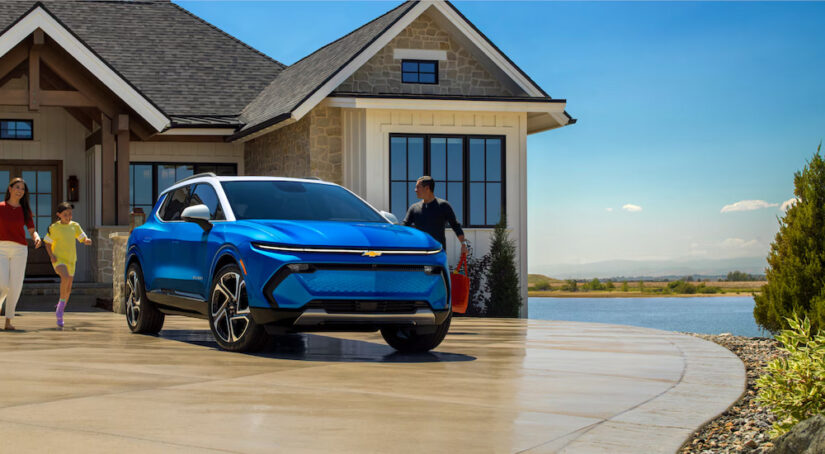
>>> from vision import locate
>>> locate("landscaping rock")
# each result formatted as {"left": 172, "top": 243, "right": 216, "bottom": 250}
{"left": 766, "top": 414, "right": 825, "bottom": 454}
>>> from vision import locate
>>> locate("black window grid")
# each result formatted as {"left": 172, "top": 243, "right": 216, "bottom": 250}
{"left": 401, "top": 59, "right": 439, "bottom": 85}
{"left": 0, "top": 120, "right": 33, "bottom": 140}
{"left": 389, "top": 133, "right": 505, "bottom": 228}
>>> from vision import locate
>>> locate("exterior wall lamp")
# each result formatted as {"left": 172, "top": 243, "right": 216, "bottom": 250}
{"left": 67, "top": 175, "right": 79, "bottom": 202}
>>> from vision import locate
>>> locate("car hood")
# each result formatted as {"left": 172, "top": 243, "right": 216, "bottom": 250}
{"left": 237, "top": 220, "right": 441, "bottom": 250}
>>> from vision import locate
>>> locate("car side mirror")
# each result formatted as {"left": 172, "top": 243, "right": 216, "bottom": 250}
{"left": 181, "top": 204, "right": 212, "bottom": 232}
{"left": 381, "top": 211, "right": 400, "bottom": 225}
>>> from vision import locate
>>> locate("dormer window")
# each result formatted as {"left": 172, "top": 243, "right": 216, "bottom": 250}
{"left": 401, "top": 60, "right": 438, "bottom": 84}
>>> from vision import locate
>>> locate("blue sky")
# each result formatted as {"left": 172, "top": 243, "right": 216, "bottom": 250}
{"left": 176, "top": 1, "right": 825, "bottom": 270}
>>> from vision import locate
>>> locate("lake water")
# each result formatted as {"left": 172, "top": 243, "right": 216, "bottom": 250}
{"left": 528, "top": 296, "right": 770, "bottom": 337}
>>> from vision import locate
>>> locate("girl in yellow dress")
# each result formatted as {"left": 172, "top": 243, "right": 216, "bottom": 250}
{"left": 43, "top": 202, "right": 92, "bottom": 328}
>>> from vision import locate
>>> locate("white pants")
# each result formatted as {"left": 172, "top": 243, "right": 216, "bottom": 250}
{"left": 0, "top": 241, "right": 27, "bottom": 319}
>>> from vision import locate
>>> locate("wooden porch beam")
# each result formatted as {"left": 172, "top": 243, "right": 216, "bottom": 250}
{"left": 0, "top": 44, "right": 28, "bottom": 82}
{"left": 0, "top": 89, "right": 95, "bottom": 107}
{"left": 100, "top": 114, "right": 116, "bottom": 225}
{"left": 28, "top": 30, "right": 43, "bottom": 110}
{"left": 65, "top": 107, "right": 94, "bottom": 132}
{"left": 40, "top": 45, "right": 118, "bottom": 118}
{"left": 115, "top": 114, "right": 130, "bottom": 224}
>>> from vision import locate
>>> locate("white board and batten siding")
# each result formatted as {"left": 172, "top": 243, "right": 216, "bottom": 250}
{"left": 342, "top": 108, "right": 529, "bottom": 316}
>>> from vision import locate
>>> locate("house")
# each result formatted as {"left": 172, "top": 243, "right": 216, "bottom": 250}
{"left": 0, "top": 0, "right": 574, "bottom": 315}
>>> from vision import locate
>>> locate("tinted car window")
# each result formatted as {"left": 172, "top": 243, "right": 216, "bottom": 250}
{"left": 159, "top": 185, "right": 191, "bottom": 221}
{"left": 189, "top": 183, "right": 225, "bottom": 220}
{"left": 221, "top": 181, "right": 386, "bottom": 222}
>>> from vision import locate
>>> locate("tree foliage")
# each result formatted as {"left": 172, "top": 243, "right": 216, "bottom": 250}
{"left": 754, "top": 147, "right": 825, "bottom": 333}
{"left": 484, "top": 216, "right": 522, "bottom": 317}
{"left": 726, "top": 270, "right": 761, "bottom": 281}
{"left": 465, "top": 243, "right": 491, "bottom": 316}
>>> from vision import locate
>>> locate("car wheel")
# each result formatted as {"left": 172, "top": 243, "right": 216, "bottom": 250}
{"left": 125, "top": 263, "right": 165, "bottom": 334}
{"left": 381, "top": 312, "right": 451, "bottom": 353}
{"left": 208, "top": 264, "right": 269, "bottom": 352}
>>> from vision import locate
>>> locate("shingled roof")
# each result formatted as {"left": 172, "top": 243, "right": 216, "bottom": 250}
{"left": 0, "top": 0, "right": 284, "bottom": 119}
{"left": 237, "top": 1, "right": 417, "bottom": 137}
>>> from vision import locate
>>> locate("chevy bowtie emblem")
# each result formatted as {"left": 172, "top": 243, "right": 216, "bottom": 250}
{"left": 362, "top": 250, "right": 383, "bottom": 257}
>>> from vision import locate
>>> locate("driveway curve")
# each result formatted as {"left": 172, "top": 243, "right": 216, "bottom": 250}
{"left": 0, "top": 313, "right": 744, "bottom": 453}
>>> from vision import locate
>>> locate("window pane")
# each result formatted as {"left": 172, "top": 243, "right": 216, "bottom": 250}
{"left": 36, "top": 171, "right": 50, "bottom": 193}
{"left": 22, "top": 171, "right": 36, "bottom": 191}
{"left": 448, "top": 182, "right": 463, "bottom": 225}
{"left": 391, "top": 182, "right": 407, "bottom": 221}
{"left": 407, "top": 137, "right": 424, "bottom": 179}
{"left": 409, "top": 182, "right": 417, "bottom": 209}
{"left": 419, "top": 62, "right": 436, "bottom": 73}
{"left": 470, "top": 182, "right": 485, "bottom": 226}
{"left": 37, "top": 218, "right": 49, "bottom": 238}
{"left": 402, "top": 73, "right": 419, "bottom": 83}
{"left": 37, "top": 195, "right": 51, "bottom": 216}
{"left": 486, "top": 139, "right": 502, "bottom": 181}
{"left": 190, "top": 184, "right": 223, "bottom": 220}
{"left": 486, "top": 183, "right": 501, "bottom": 226}
{"left": 157, "top": 165, "right": 177, "bottom": 193}
{"left": 390, "top": 137, "right": 406, "bottom": 180}
{"left": 433, "top": 180, "right": 445, "bottom": 200}
{"left": 132, "top": 165, "right": 152, "bottom": 205}
{"left": 17, "top": 121, "right": 32, "bottom": 139}
{"left": 175, "top": 165, "right": 193, "bottom": 181}
{"left": 0, "top": 122, "right": 8, "bottom": 137}
{"left": 0, "top": 171, "right": 9, "bottom": 187}
{"left": 419, "top": 73, "right": 436, "bottom": 83}
{"left": 215, "top": 165, "right": 236, "bottom": 176}
{"left": 195, "top": 165, "right": 216, "bottom": 175}
{"left": 402, "top": 61, "right": 418, "bottom": 72}
{"left": 162, "top": 186, "right": 190, "bottom": 221}
{"left": 430, "top": 138, "right": 446, "bottom": 181}
{"left": 447, "top": 138, "right": 463, "bottom": 180}
{"left": 469, "top": 139, "right": 484, "bottom": 181}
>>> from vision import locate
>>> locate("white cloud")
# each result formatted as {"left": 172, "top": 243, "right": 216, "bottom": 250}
{"left": 720, "top": 200, "right": 778, "bottom": 213}
{"left": 606, "top": 208, "right": 613, "bottom": 212}
{"left": 721, "top": 238, "right": 760, "bottom": 249}
{"left": 622, "top": 204, "right": 642, "bottom": 212}
{"left": 781, "top": 197, "right": 799, "bottom": 212}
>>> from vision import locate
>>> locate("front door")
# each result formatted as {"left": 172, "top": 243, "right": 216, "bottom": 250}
{"left": 0, "top": 162, "right": 61, "bottom": 277}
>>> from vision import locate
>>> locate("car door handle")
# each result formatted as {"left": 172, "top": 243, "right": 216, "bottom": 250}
{"left": 142, "top": 238, "right": 151, "bottom": 243}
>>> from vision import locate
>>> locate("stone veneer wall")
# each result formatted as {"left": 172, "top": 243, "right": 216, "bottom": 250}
{"left": 89, "top": 226, "right": 129, "bottom": 284}
{"left": 334, "top": 12, "right": 514, "bottom": 97}
{"left": 244, "top": 105, "right": 342, "bottom": 184}
{"left": 111, "top": 233, "right": 129, "bottom": 314}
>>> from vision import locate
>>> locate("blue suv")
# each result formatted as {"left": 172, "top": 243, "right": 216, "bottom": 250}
{"left": 125, "top": 174, "right": 451, "bottom": 352}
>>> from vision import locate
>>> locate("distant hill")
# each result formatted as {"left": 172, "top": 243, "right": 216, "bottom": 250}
{"left": 532, "top": 256, "right": 768, "bottom": 280}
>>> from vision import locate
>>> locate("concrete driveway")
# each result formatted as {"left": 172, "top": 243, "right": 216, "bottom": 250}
{"left": 0, "top": 311, "right": 744, "bottom": 453}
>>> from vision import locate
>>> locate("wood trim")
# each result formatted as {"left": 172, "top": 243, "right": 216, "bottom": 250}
{"left": 85, "top": 128, "right": 101, "bottom": 150}
{"left": 100, "top": 114, "right": 115, "bottom": 225}
{"left": 28, "top": 44, "right": 39, "bottom": 110}
{"left": 0, "top": 43, "right": 27, "bottom": 82}
{"left": 39, "top": 45, "right": 118, "bottom": 118}
{"left": 143, "top": 135, "right": 226, "bottom": 143}
{"left": 0, "top": 89, "right": 96, "bottom": 108}
{"left": 116, "top": 114, "right": 130, "bottom": 224}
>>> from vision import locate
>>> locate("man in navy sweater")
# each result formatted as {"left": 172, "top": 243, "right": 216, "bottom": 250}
{"left": 403, "top": 176, "right": 468, "bottom": 256}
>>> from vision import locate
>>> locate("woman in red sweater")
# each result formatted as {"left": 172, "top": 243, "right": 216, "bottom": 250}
{"left": 0, "top": 178, "right": 42, "bottom": 330}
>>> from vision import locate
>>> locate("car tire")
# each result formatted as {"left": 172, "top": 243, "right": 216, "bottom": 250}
{"left": 208, "top": 264, "right": 269, "bottom": 352}
{"left": 125, "top": 262, "right": 165, "bottom": 334}
{"left": 380, "top": 312, "right": 451, "bottom": 353}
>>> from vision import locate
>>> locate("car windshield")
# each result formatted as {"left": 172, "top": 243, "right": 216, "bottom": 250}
{"left": 221, "top": 180, "right": 387, "bottom": 223}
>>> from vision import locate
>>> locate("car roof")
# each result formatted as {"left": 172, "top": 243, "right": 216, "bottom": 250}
{"left": 158, "top": 175, "right": 336, "bottom": 197}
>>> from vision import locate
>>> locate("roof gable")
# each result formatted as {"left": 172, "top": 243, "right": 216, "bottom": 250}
{"left": 0, "top": 0, "right": 285, "bottom": 129}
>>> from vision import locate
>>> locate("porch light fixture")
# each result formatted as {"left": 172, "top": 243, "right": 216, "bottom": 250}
{"left": 67, "top": 175, "right": 79, "bottom": 202}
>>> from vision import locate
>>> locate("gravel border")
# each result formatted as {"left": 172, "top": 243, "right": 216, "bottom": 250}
{"left": 679, "top": 334, "right": 785, "bottom": 453}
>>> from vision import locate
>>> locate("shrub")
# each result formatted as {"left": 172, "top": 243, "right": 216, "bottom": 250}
{"left": 465, "top": 243, "right": 491, "bottom": 316}
{"left": 484, "top": 217, "right": 522, "bottom": 317}
{"left": 755, "top": 146, "right": 825, "bottom": 333}
{"left": 533, "top": 281, "right": 551, "bottom": 291}
{"left": 756, "top": 314, "right": 825, "bottom": 437}
{"left": 562, "top": 279, "right": 578, "bottom": 292}
{"left": 621, "top": 281, "right": 629, "bottom": 292}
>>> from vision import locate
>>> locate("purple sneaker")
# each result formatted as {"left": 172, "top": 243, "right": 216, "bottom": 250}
{"left": 56, "top": 301, "right": 66, "bottom": 328}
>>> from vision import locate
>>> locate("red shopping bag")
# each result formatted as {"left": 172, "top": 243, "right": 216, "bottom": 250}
{"left": 450, "top": 252, "right": 470, "bottom": 314}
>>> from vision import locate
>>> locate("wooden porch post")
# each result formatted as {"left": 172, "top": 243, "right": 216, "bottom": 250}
{"left": 28, "top": 30, "right": 43, "bottom": 110}
{"left": 115, "top": 114, "right": 130, "bottom": 224}
{"left": 100, "top": 114, "right": 115, "bottom": 225}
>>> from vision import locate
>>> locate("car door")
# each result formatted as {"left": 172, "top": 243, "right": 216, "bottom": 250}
{"left": 149, "top": 184, "right": 193, "bottom": 293}
{"left": 177, "top": 182, "right": 225, "bottom": 300}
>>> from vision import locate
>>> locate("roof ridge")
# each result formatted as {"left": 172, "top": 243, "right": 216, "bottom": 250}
{"left": 286, "top": 0, "right": 413, "bottom": 69}
{"left": 169, "top": 2, "right": 286, "bottom": 70}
